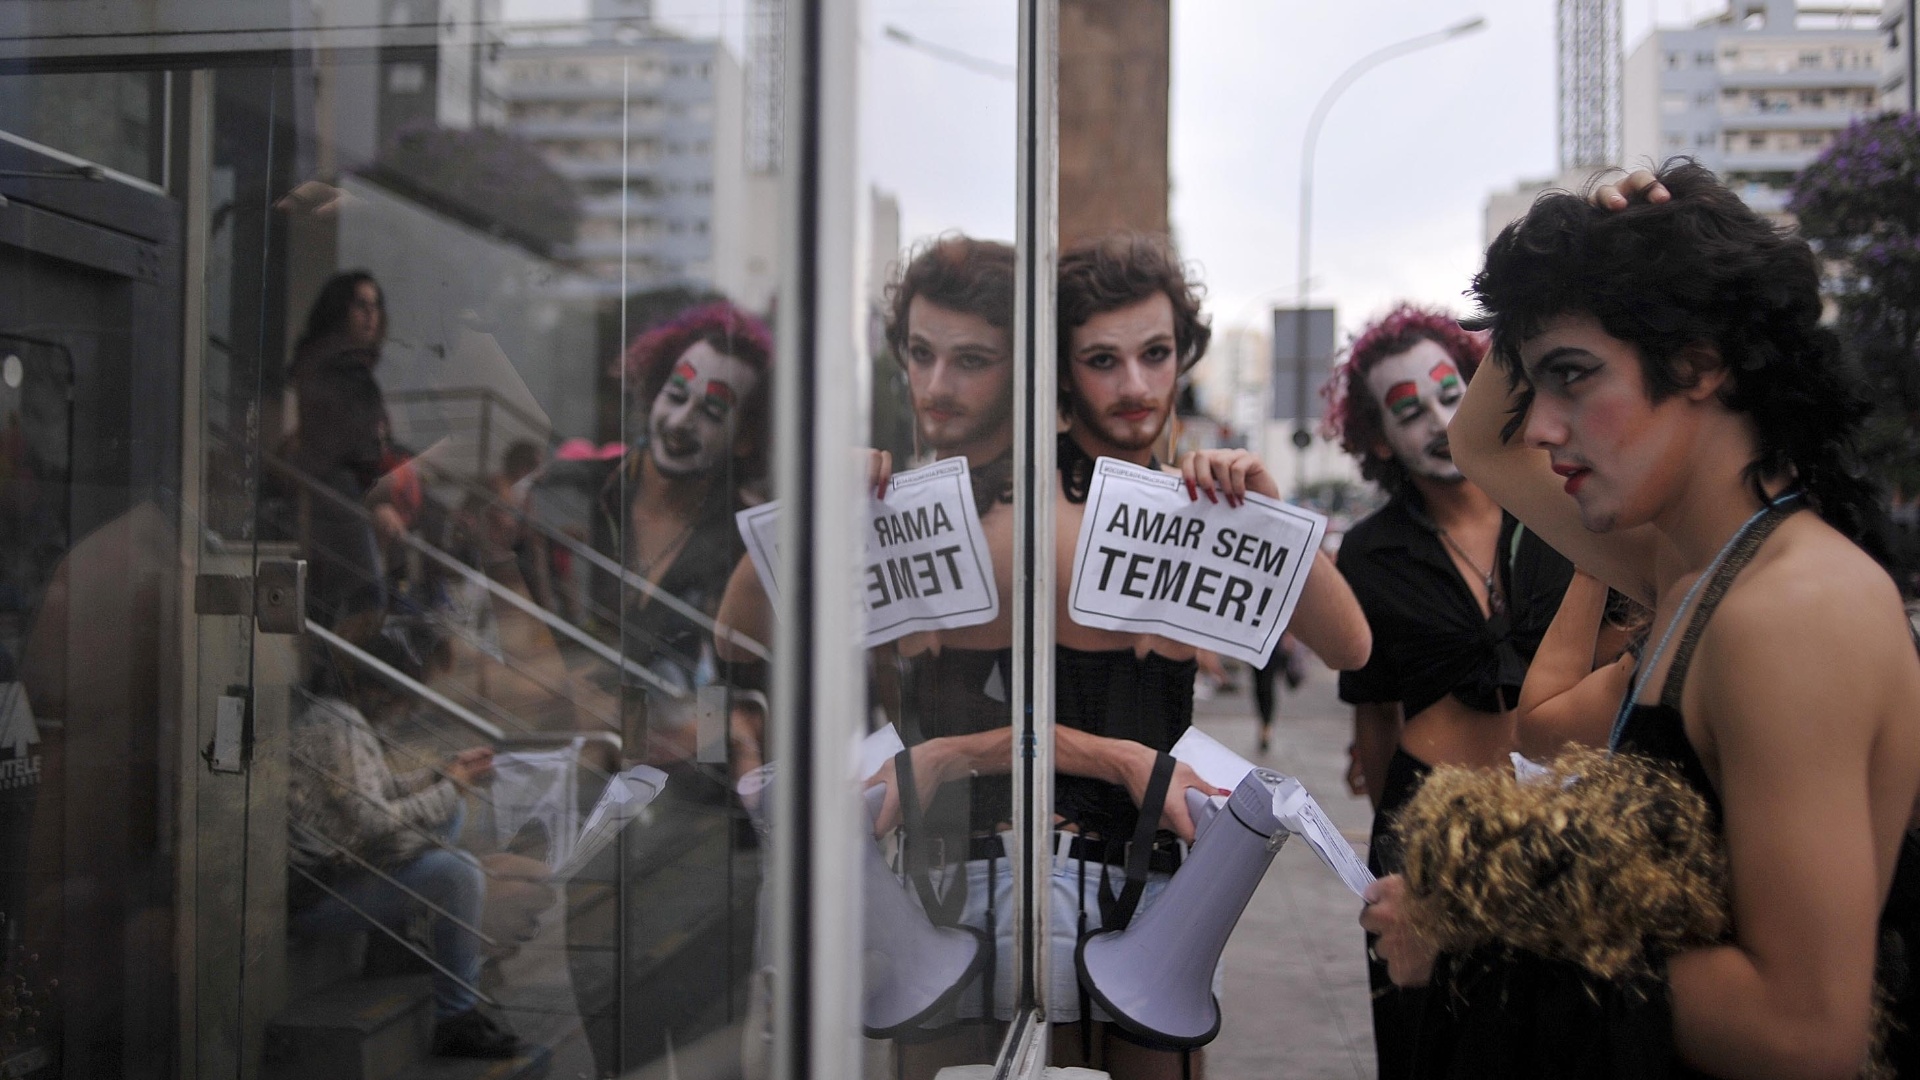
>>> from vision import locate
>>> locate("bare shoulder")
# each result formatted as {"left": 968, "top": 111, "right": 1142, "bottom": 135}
{"left": 1694, "top": 519, "right": 1916, "bottom": 747}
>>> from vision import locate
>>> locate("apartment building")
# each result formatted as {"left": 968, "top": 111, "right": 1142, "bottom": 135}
{"left": 498, "top": 16, "right": 750, "bottom": 298}
{"left": 1885, "top": 0, "right": 1916, "bottom": 110}
{"left": 1623, "top": 0, "right": 1881, "bottom": 214}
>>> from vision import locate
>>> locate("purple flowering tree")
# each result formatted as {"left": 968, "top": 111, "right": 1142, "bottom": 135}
{"left": 1790, "top": 112, "right": 1920, "bottom": 494}
{"left": 365, "top": 123, "right": 580, "bottom": 255}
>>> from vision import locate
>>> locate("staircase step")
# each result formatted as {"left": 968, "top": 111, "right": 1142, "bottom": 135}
{"left": 393, "top": 1044, "right": 553, "bottom": 1080}
{"left": 264, "top": 975, "right": 435, "bottom": 1080}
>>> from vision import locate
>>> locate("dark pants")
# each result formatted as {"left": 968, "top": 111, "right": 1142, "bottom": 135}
{"left": 1367, "top": 746, "right": 1432, "bottom": 1080}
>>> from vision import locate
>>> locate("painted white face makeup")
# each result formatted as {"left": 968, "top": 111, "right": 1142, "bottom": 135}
{"left": 647, "top": 340, "right": 760, "bottom": 478}
{"left": 1365, "top": 337, "right": 1467, "bottom": 483}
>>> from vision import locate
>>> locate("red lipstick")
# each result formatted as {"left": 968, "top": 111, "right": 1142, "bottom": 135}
{"left": 1552, "top": 462, "right": 1589, "bottom": 496}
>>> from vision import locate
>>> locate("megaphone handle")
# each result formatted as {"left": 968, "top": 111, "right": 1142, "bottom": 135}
{"left": 1184, "top": 787, "right": 1216, "bottom": 837}
{"left": 1109, "top": 752, "right": 1177, "bottom": 932}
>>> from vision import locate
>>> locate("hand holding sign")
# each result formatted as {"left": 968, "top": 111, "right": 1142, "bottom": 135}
{"left": 737, "top": 457, "right": 1000, "bottom": 647}
{"left": 1067, "top": 457, "right": 1327, "bottom": 667}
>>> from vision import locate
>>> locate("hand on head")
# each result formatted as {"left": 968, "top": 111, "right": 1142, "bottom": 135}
{"left": 1590, "top": 168, "right": 1671, "bottom": 211}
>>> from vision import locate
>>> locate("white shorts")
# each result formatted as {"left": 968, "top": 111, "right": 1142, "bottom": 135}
{"left": 927, "top": 832, "right": 1221, "bottom": 1025}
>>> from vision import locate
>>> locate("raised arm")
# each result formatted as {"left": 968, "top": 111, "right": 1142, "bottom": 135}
{"left": 1515, "top": 570, "right": 1634, "bottom": 758}
{"left": 1179, "top": 447, "right": 1371, "bottom": 670}
{"left": 713, "top": 554, "right": 773, "bottom": 663}
{"left": 1449, "top": 359, "right": 1658, "bottom": 604}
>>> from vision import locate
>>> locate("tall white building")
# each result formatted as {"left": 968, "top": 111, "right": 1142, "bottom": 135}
{"left": 1886, "top": 0, "right": 1917, "bottom": 110}
{"left": 1621, "top": 0, "right": 1882, "bottom": 215}
{"left": 498, "top": 17, "right": 769, "bottom": 301}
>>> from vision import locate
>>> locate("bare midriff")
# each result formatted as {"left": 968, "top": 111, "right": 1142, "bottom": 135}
{"left": 1401, "top": 692, "right": 1516, "bottom": 772}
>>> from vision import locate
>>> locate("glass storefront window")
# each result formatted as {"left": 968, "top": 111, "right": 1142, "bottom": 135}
{"left": 0, "top": 2, "right": 1060, "bottom": 1077}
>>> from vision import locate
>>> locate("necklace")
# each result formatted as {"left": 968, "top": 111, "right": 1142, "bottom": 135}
{"left": 1437, "top": 527, "right": 1505, "bottom": 617}
{"left": 630, "top": 506, "right": 700, "bottom": 579}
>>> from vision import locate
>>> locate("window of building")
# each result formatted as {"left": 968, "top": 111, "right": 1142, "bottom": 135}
{"left": 387, "top": 62, "right": 426, "bottom": 94}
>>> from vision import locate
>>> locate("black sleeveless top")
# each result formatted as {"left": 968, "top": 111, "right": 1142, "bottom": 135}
{"left": 895, "top": 439, "right": 1196, "bottom": 845}
{"left": 1414, "top": 504, "right": 1920, "bottom": 1078}
{"left": 1611, "top": 505, "right": 1920, "bottom": 1078}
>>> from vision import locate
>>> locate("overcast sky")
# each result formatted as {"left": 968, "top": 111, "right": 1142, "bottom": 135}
{"left": 517, "top": 0, "right": 1732, "bottom": 341}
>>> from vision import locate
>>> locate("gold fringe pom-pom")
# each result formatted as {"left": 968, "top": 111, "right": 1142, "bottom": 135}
{"left": 1395, "top": 746, "right": 1730, "bottom": 983}
{"left": 1394, "top": 746, "right": 1897, "bottom": 1079}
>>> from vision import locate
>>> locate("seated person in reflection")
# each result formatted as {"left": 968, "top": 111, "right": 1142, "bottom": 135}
{"left": 836, "top": 234, "right": 1371, "bottom": 1080}
{"left": 590, "top": 300, "right": 772, "bottom": 763}
{"left": 286, "top": 640, "right": 525, "bottom": 1060}
{"left": 1321, "top": 305, "right": 1572, "bottom": 1080}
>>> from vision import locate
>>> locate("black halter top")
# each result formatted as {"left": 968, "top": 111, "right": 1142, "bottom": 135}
{"left": 1612, "top": 502, "right": 1920, "bottom": 1077}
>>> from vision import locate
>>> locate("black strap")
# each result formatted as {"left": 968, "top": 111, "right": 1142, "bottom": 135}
{"left": 894, "top": 748, "right": 966, "bottom": 924}
{"left": 1078, "top": 851, "right": 1093, "bottom": 1062}
{"left": 718, "top": 657, "right": 768, "bottom": 696}
{"left": 984, "top": 853, "right": 998, "bottom": 1021}
{"left": 1105, "top": 751, "right": 1176, "bottom": 932}
{"left": 1658, "top": 502, "right": 1799, "bottom": 710}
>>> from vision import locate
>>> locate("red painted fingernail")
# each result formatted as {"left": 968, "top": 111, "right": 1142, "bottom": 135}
{"left": 1205, "top": 488, "right": 1217, "bottom": 503}
{"left": 1185, "top": 478, "right": 1195, "bottom": 500}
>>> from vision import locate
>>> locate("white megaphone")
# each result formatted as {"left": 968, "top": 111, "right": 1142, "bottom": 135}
{"left": 860, "top": 783, "right": 988, "bottom": 1036}
{"left": 1076, "top": 767, "right": 1292, "bottom": 1049}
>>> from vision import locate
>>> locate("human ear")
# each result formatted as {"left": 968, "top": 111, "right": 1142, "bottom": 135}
{"left": 1674, "top": 342, "right": 1729, "bottom": 401}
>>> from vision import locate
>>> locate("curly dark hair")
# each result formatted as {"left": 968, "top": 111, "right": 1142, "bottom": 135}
{"left": 1321, "top": 303, "right": 1487, "bottom": 494}
{"left": 1056, "top": 232, "right": 1210, "bottom": 410}
{"left": 622, "top": 300, "right": 776, "bottom": 477}
{"left": 297, "top": 270, "right": 383, "bottom": 353}
{"left": 1470, "top": 158, "right": 1892, "bottom": 569}
{"left": 883, "top": 235, "right": 1016, "bottom": 362}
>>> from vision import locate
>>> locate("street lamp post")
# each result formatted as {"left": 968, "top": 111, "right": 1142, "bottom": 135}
{"left": 1290, "top": 15, "right": 1487, "bottom": 490}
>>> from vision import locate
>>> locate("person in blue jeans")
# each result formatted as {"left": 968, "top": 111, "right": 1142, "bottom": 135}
{"left": 287, "top": 662, "right": 521, "bottom": 1059}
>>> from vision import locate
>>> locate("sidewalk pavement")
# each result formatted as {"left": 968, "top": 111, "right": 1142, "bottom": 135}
{"left": 1193, "top": 661, "right": 1377, "bottom": 1080}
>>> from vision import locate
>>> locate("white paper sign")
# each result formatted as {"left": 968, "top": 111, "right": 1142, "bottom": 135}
{"left": 492, "top": 739, "right": 583, "bottom": 871}
{"left": 1271, "top": 777, "right": 1376, "bottom": 898}
{"left": 553, "top": 763, "right": 670, "bottom": 881}
{"left": 1066, "top": 457, "right": 1327, "bottom": 666}
{"left": 1170, "top": 727, "right": 1256, "bottom": 815}
{"left": 735, "top": 458, "right": 1001, "bottom": 647}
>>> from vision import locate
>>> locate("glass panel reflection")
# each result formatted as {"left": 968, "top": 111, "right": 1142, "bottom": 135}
{"left": 262, "top": 7, "right": 783, "bottom": 1074}
{"left": 853, "top": 8, "right": 1020, "bottom": 1076}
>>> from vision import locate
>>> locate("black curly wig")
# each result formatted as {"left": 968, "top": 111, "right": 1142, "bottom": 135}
{"left": 1470, "top": 158, "right": 1893, "bottom": 571}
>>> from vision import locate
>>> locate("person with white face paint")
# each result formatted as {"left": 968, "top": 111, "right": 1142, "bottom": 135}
{"left": 589, "top": 300, "right": 771, "bottom": 749}
{"left": 1322, "top": 304, "right": 1574, "bottom": 1080}
{"left": 567, "top": 300, "right": 773, "bottom": 1074}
